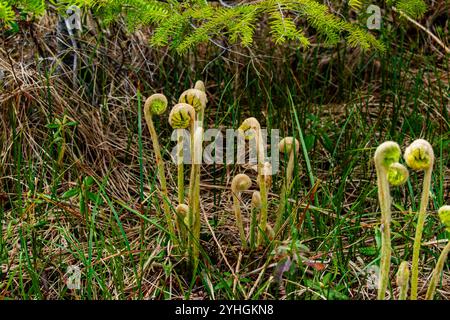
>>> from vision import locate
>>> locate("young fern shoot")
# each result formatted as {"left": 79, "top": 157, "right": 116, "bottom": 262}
{"left": 387, "top": 163, "right": 410, "bottom": 187}
{"left": 404, "top": 139, "right": 434, "bottom": 300}
{"left": 178, "top": 88, "right": 207, "bottom": 271}
{"left": 194, "top": 80, "right": 206, "bottom": 94}
{"left": 425, "top": 206, "right": 450, "bottom": 300}
{"left": 275, "top": 137, "right": 300, "bottom": 235}
{"left": 250, "top": 191, "right": 261, "bottom": 250}
{"left": 238, "top": 118, "right": 268, "bottom": 246}
{"left": 179, "top": 88, "right": 207, "bottom": 125}
{"left": 231, "top": 174, "right": 252, "bottom": 249}
{"left": 374, "top": 141, "right": 408, "bottom": 300}
{"left": 176, "top": 204, "right": 190, "bottom": 245}
{"left": 169, "top": 103, "right": 196, "bottom": 205}
{"left": 396, "top": 261, "right": 410, "bottom": 300}
{"left": 143, "top": 94, "right": 176, "bottom": 239}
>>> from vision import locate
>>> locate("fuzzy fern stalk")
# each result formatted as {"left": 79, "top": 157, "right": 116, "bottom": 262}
{"left": 238, "top": 118, "right": 268, "bottom": 247}
{"left": 425, "top": 206, "right": 450, "bottom": 300}
{"left": 176, "top": 131, "right": 185, "bottom": 204}
{"left": 259, "top": 162, "right": 273, "bottom": 190}
{"left": 231, "top": 174, "right": 252, "bottom": 249}
{"left": 169, "top": 103, "right": 196, "bottom": 258}
{"left": 404, "top": 139, "right": 434, "bottom": 300}
{"left": 275, "top": 137, "right": 300, "bottom": 235}
{"left": 178, "top": 88, "right": 206, "bottom": 271}
{"left": 176, "top": 204, "right": 189, "bottom": 245}
{"left": 396, "top": 261, "right": 410, "bottom": 300}
{"left": 143, "top": 94, "right": 176, "bottom": 239}
{"left": 374, "top": 141, "right": 405, "bottom": 300}
{"left": 250, "top": 191, "right": 261, "bottom": 250}
{"left": 188, "top": 125, "right": 204, "bottom": 270}
{"left": 169, "top": 103, "right": 196, "bottom": 205}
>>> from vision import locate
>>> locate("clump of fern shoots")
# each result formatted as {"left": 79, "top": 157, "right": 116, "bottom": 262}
{"left": 425, "top": 206, "right": 450, "bottom": 300}
{"left": 403, "top": 139, "right": 434, "bottom": 300}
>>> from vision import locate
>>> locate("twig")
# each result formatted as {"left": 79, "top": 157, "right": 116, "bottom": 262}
{"left": 392, "top": 7, "right": 450, "bottom": 55}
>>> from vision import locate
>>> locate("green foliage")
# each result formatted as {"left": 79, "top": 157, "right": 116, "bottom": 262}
{"left": 0, "top": 0, "right": 427, "bottom": 51}
{"left": 349, "top": 0, "right": 426, "bottom": 19}
{"left": 395, "top": 0, "right": 426, "bottom": 18}
{"left": 174, "top": 5, "right": 261, "bottom": 53}
{"left": 1, "top": 0, "right": 45, "bottom": 23}
{"left": 0, "top": 1, "right": 15, "bottom": 24}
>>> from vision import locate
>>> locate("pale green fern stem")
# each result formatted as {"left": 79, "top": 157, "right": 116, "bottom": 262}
{"left": 238, "top": 118, "right": 268, "bottom": 247}
{"left": 188, "top": 126, "right": 203, "bottom": 270}
{"left": 231, "top": 174, "right": 252, "bottom": 249}
{"left": 404, "top": 139, "right": 434, "bottom": 300}
{"left": 374, "top": 141, "right": 402, "bottom": 300}
{"left": 396, "top": 261, "right": 410, "bottom": 300}
{"left": 169, "top": 103, "right": 196, "bottom": 204}
{"left": 250, "top": 191, "right": 261, "bottom": 250}
{"left": 143, "top": 94, "right": 176, "bottom": 240}
{"left": 177, "top": 131, "right": 184, "bottom": 204}
{"left": 275, "top": 137, "right": 300, "bottom": 235}
{"left": 179, "top": 87, "right": 206, "bottom": 270}
{"left": 176, "top": 204, "right": 189, "bottom": 245}
{"left": 425, "top": 241, "right": 450, "bottom": 300}
{"left": 425, "top": 206, "right": 450, "bottom": 300}
{"left": 169, "top": 103, "right": 195, "bottom": 243}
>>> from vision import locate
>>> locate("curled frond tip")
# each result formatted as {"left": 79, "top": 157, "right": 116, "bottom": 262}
{"left": 145, "top": 93, "right": 168, "bottom": 115}
{"left": 179, "top": 88, "right": 207, "bottom": 112}
{"left": 279, "top": 137, "right": 300, "bottom": 154}
{"left": 387, "top": 163, "right": 409, "bottom": 186}
{"left": 404, "top": 139, "right": 434, "bottom": 171}
{"left": 438, "top": 206, "right": 450, "bottom": 232}
{"left": 374, "top": 141, "right": 401, "bottom": 169}
{"left": 169, "top": 103, "right": 195, "bottom": 129}
{"left": 232, "top": 174, "right": 252, "bottom": 192}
